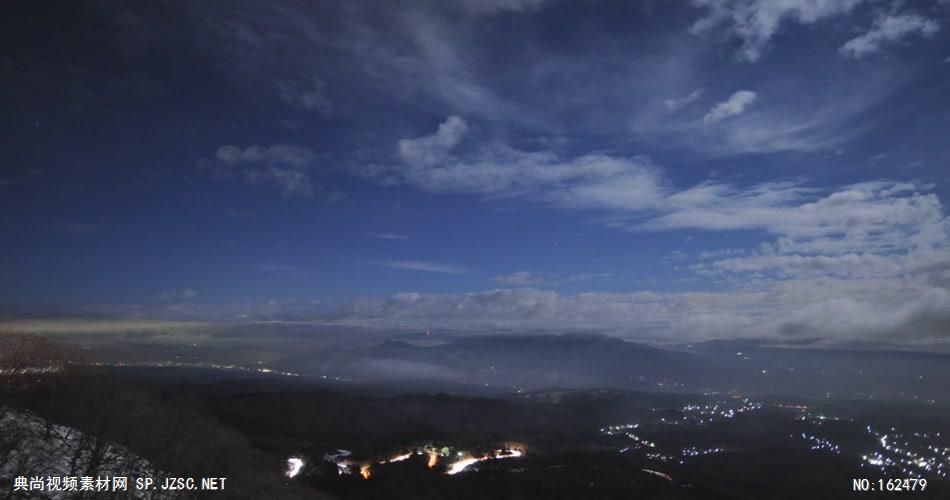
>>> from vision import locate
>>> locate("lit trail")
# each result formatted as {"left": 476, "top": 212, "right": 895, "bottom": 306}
{"left": 446, "top": 457, "right": 480, "bottom": 475}
{"left": 383, "top": 452, "right": 412, "bottom": 463}
{"left": 641, "top": 469, "right": 673, "bottom": 482}
{"left": 445, "top": 449, "right": 522, "bottom": 475}
{"left": 285, "top": 457, "right": 304, "bottom": 478}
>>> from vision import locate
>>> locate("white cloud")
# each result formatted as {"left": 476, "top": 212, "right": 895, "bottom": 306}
{"left": 710, "top": 253, "right": 903, "bottom": 278}
{"left": 317, "top": 281, "right": 950, "bottom": 344}
{"left": 665, "top": 88, "right": 704, "bottom": 112}
{"left": 491, "top": 271, "right": 537, "bottom": 285}
{"left": 456, "top": 0, "right": 547, "bottom": 15}
{"left": 702, "top": 90, "right": 757, "bottom": 125}
{"left": 490, "top": 271, "right": 610, "bottom": 286}
{"left": 773, "top": 286, "right": 950, "bottom": 341}
{"left": 159, "top": 288, "right": 199, "bottom": 301}
{"left": 364, "top": 119, "right": 946, "bottom": 254}
{"left": 840, "top": 12, "right": 939, "bottom": 59}
{"left": 380, "top": 260, "right": 467, "bottom": 274}
{"left": 360, "top": 116, "right": 670, "bottom": 211}
{"left": 367, "top": 232, "right": 411, "bottom": 240}
{"left": 638, "top": 181, "right": 942, "bottom": 238}
{"left": 347, "top": 119, "right": 950, "bottom": 344}
{"left": 691, "top": 0, "right": 869, "bottom": 62}
{"left": 216, "top": 144, "right": 314, "bottom": 168}
{"left": 17, "top": 282, "right": 950, "bottom": 347}
{"left": 397, "top": 115, "right": 469, "bottom": 168}
{"left": 207, "top": 144, "right": 317, "bottom": 197}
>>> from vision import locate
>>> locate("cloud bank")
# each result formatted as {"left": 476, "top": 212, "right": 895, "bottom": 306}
{"left": 342, "top": 117, "right": 950, "bottom": 345}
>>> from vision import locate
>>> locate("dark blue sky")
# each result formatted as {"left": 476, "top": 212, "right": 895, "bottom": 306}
{"left": 2, "top": 0, "right": 949, "bottom": 347}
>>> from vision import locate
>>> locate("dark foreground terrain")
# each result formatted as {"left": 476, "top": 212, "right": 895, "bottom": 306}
{"left": 3, "top": 334, "right": 949, "bottom": 499}
{"left": 154, "top": 375, "right": 949, "bottom": 499}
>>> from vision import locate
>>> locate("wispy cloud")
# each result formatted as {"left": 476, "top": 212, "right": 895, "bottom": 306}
{"left": 380, "top": 260, "right": 467, "bottom": 274}
{"left": 354, "top": 119, "right": 950, "bottom": 342}
{"left": 665, "top": 87, "right": 704, "bottom": 112}
{"left": 222, "top": 207, "right": 261, "bottom": 220}
{"left": 202, "top": 144, "right": 318, "bottom": 197}
{"left": 48, "top": 220, "right": 103, "bottom": 237}
{"left": 317, "top": 284, "right": 950, "bottom": 345}
{"left": 490, "top": 271, "right": 611, "bottom": 286}
{"left": 457, "top": 0, "right": 548, "bottom": 16}
{"left": 702, "top": 90, "right": 757, "bottom": 125}
{"left": 491, "top": 271, "right": 537, "bottom": 285}
{"left": 273, "top": 73, "right": 332, "bottom": 114}
{"left": 159, "top": 288, "right": 198, "bottom": 301}
{"left": 257, "top": 262, "right": 306, "bottom": 272}
{"left": 360, "top": 118, "right": 943, "bottom": 248}
{"left": 367, "top": 232, "right": 411, "bottom": 240}
{"left": 691, "top": 0, "right": 870, "bottom": 62}
{"left": 840, "top": 12, "right": 939, "bottom": 59}
{"left": 357, "top": 116, "right": 668, "bottom": 210}
{"left": 397, "top": 115, "right": 469, "bottom": 168}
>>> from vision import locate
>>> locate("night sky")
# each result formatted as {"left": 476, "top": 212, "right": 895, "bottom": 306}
{"left": 2, "top": 0, "right": 949, "bottom": 349}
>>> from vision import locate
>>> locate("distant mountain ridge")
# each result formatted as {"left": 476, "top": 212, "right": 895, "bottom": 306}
{"left": 361, "top": 333, "right": 950, "bottom": 404}
{"left": 364, "top": 333, "right": 728, "bottom": 390}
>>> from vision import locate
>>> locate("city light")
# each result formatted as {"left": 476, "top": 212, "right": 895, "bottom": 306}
{"left": 285, "top": 457, "right": 304, "bottom": 478}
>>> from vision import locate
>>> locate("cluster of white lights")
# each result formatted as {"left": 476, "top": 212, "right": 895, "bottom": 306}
{"left": 799, "top": 433, "right": 841, "bottom": 454}
{"left": 863, "top": 427, "right": 949, "bottom": 479}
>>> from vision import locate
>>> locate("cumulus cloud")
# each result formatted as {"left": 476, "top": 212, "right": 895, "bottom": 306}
{"left": 673, "top": 180, "right": 950, "bottom": 342}
{"left": 691, "top": 0, "right": 868, "bottom": 62}
{"left": 664, "top": 88, "right": 704, "bottom": 112}
{"left": 205, "top": 144, "right": 317, "bottom": 197}
{"left": 839, "top": 12, "right": 939, "bottom": 59}
{"left": 702, "top": 90, "right": 757, "bottom": 125}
